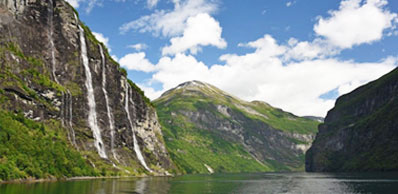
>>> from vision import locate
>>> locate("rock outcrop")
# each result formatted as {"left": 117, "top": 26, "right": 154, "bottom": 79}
{"left": 0, "top": 0, "right": 173, "bottom": 176}
{"left": 306, "top": 67, "right": 398, "bottom": 172}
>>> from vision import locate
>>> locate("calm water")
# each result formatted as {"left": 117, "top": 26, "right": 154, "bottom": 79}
{"left": 1, "top": 172, "right": 398, "bottom": 194}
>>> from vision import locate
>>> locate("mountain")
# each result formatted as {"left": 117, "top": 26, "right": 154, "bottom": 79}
{"left": 0, "top": 0, "right": 174, "bottom": 180}
{"left": 306, "top": 67, "right": 398, "bottom": 172}
{"left": 303, "top": 116, "right": 324, "bottom": 123}
{"left": 154, "top": 81, "right": 320, "bottom": 173}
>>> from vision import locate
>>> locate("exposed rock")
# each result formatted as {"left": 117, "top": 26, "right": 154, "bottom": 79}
{"left": 306, "top": 67, "right": 398, "bottom": 172}
{"left": 0, "top": 0, "right": 174, "bottom": 175}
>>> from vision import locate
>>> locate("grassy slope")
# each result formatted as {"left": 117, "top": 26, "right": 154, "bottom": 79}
{"left": 155, "top": 82, "right": 319, "bottom": 174}
{"left": 158, "top": 110, "right": 271, "bottom": 174}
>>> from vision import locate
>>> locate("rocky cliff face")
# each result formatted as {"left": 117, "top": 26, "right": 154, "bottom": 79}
{"left": 0, "top": 0, "right": 173, "bottom": 177}
{"left": 155, "top": 81, "right": 320, "bottom": 173}
{"left": 306, "top": 67, "right": 398, "bottom": 172}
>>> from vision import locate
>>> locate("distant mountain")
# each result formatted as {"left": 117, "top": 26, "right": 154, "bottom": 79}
{"left": 154, "top": 81, "right": 320, "bottom": 173}
{"left": 306, "top": 67, "right": 398, "bottom": 172}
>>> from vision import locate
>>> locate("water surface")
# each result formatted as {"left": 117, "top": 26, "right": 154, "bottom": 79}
{"left": 1, "top": 172, "right": 398, "bottom": 194}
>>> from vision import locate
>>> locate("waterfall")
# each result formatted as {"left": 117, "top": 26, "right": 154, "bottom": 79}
{"left": 62, "top": 91, "right": 77, "bottom": 147}
{"left": 67, "top": 90, "right": 77, "bottom": 147}
{"left": 48, "top": 0, "right": 58, "bottom": 84}
{"left": 99, "top": 44, "right": 118, "bottom": 162}
{"left": 60, "top": 91, "right": 65, "bottom": 127}
{"left": 124, "top": 81, "right": 152, "bottom": 172}
{"left": 79, "top": 25, "right": 107, "bottom": 159}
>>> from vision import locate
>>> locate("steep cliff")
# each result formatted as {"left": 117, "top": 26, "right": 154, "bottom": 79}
{"left": 306, "top": 67, "right": 398, "bottom": 172}
{"left": 0, "top": 0, "right": 173, "bottom": 180}
{"left": 155, "top": 81, "right": 320, "bottom": 173}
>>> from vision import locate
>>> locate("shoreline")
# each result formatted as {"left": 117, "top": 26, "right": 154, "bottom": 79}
{"left": 0, "top": 174, "right": 174, "bottom": 185}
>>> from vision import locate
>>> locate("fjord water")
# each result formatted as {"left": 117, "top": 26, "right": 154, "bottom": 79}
{"left": 1, "top": 173, "right": 398, "bottom": 194}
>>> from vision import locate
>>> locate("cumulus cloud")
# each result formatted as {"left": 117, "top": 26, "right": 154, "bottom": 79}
{"left": 119, "top": 52, "right": 156, "bottom": 72}
{"left": 136, "top": 35, "right": 397, "bottom": 117}
{"left": 120, "top": 0, "right": 398, "bottom": 117}
{"left": 284, "top": 38, "right": 340, "bottom": 61}
{"left": 314, "top": 0, "right": 398, "bottom": 48}
{"left": 92, "top": 32, "right": 110, "bottom": 50}
{"left": 119, "top": 0, "right": 218, "bottom": 37}
{"left": 128, "top": 43, "right": 148, "bottom": 51}
{"left": 162, "top": 13, "right": 227, "bottom": 55}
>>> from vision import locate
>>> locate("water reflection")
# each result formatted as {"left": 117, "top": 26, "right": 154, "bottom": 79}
{"left": 0, "top": 173, "right": 398, "bottom": 194}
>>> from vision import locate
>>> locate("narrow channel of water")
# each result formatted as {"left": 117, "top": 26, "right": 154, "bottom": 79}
{"left": 1, "top": 172, "right": 398, "bottom": 194}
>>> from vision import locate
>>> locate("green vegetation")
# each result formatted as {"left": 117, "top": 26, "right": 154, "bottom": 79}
{"left": 155, "top": 81, "right": 320, "bottom": 173}
{"left": 0, "top": 110, "right": 97, "bottom": 181}
{"left": 307, "top": 68, "right": 398, "bottom": 172}
{"left": 127, "top": 79, "right": 153, "bottom": 106}
{"left": 78, "top": 22, "right": 152, "bottom": 107}
{"left": 3, "top": 42, "right": 65, "bottom": 93}
{"left": 248, "top": 102, "right": 319, "bottom": 134}
{"left": 157, "top": 111, "right": 271, "bottom": 174}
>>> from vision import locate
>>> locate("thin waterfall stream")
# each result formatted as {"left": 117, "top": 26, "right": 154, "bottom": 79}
{"left": 124, "top": 81, "right": 152, "bottom": 172}
{"left": 99, "top": 44, "right": 118, "bottom": 162}
{"left": 79, "top": 25, "right": 107, "bottom": 158}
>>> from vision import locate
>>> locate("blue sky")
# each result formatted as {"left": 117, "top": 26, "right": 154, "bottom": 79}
{"left": 68, "top": 0, "right": 398, "bottom": 117}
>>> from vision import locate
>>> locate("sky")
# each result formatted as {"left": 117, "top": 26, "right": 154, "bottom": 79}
{"left": 67, "top": 0, "right": 398, "bottom": 117}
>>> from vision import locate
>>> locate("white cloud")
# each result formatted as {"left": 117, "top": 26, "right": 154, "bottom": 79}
{"left": 137, "top": 35, "right": 397, "bottom": 117}
{"left": 66, "top": 0, "right": 80, "bottom": 8}
{"left": 85, "top": 0, "right": 101, "bottom": 13}
{"left": 284, "top": 38, "right": 339, "bottom": 61}
{"left": 119, "top": 0, "right": 218, "bottom": 37}
{"left": 151, "top": 53, "right": 211, "bottom": 89}
{"left": 119, "top": 52, "right": 156, "bottom": 72}
{"left": 162, "top": 13, "right": 227, "bottom": 55}
{"left": 137, "top": 84, "right": 164, "bottom": 100}
{"left": 314, "top": 0, "right": 398, "bottom": 48}
{"left": 65, "top": 0, "right": 101, "bottom": 13}
{"left": 111, "top": 55, "right": 119, "bottom": 62}
{"left": 92, "top": 32, "right": 110, "bottom": 50}
{"left": 147, "top": 0, "right": 159, "bottom": 9}
{"left": 122, "top": 0, "right": 398, "bottom": 117}
{"left": 128, "top": 43, "right": 148, "bottom": 51}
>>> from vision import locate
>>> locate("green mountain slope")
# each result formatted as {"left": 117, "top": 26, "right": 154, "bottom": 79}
{"left": 155, "top": 81, "right": 320, "bottom": 174}
{"left": 306, "top": 67, "right": 398, "bottom": 172}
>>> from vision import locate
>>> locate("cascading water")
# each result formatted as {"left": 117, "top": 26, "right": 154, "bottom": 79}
{"left": 60, "top": 91, "right": 65, "bottom": 127}
{"left": 47, "top": 0, "right": 58, "bottom": 84}
{"left": 67, "top": 90, "right": 77, "bottom": 147}
{"left": 79, "top": 25, "right": 107, "bottom": 159}
{"left": 124, "top": 81, "right": 152, "bottom": 172}
{"left": 99, "top": 44, "right": 118, "bottom": 162}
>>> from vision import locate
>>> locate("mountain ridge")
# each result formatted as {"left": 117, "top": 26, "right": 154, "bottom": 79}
{"left": 306, "top": 67, "right": 398, "bottom": 172}
{"left": 155, "top": 80, "right": 320, "bottom": 173}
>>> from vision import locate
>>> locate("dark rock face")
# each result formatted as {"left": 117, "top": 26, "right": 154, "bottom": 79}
{"left": 0, "top": 0, "right": 173, "bottom": 174}
{"left": 306, "top": 68, "right": 398, "bottom": 172}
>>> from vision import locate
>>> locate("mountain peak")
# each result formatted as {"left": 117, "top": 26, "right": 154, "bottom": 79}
{"left": 176, "top": 80, "right": 210, "bottom": 89}
{"left": 159, "top": 80, "right": 226, "bottom": 99}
